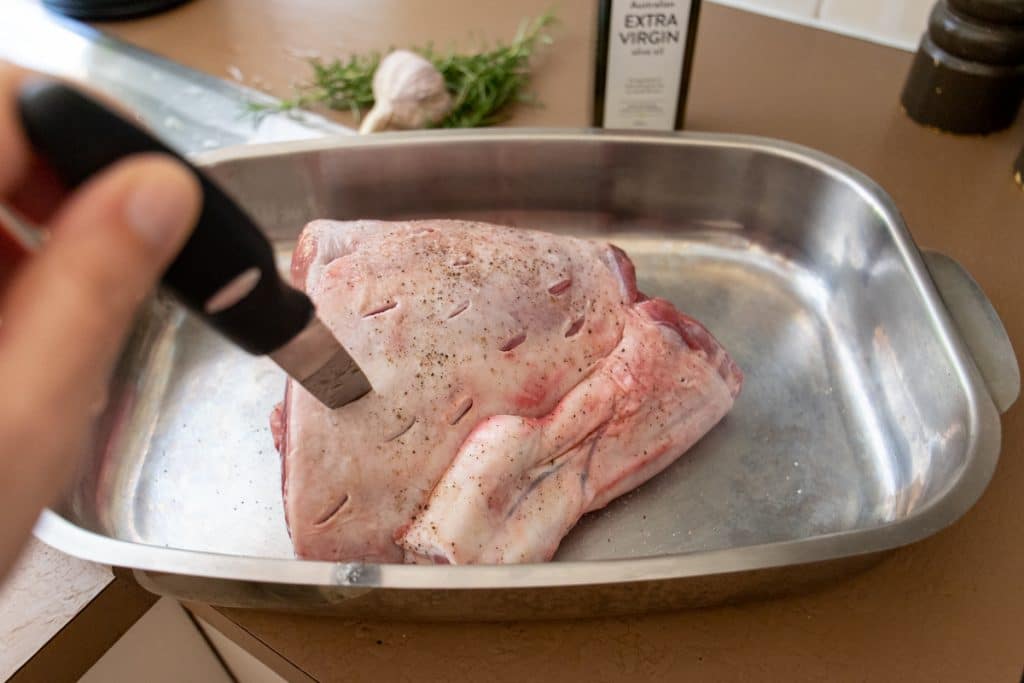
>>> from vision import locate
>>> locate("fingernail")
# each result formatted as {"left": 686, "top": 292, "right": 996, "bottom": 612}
{"left": 124, "top": 159, "right": 200, "bottom": 249}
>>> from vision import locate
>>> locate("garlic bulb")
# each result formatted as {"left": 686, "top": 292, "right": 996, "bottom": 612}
{"left": 359, "top": 50, "right": 453, "bottom": 134}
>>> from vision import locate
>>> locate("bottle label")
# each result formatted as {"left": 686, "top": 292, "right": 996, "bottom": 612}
{"left": 602, "top": 0, "right": 692, "bottom": 130}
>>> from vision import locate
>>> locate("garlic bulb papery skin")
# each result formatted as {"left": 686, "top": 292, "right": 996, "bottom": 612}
{"left": 359, "top": 49, "right": 453, "bottom": 133}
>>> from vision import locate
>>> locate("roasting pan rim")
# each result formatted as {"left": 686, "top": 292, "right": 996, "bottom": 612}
{"left": 34, "top": 128, "right": 1007, "bottom": 594}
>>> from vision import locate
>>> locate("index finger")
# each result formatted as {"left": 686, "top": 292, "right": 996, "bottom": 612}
{"left": 0, "top": 61, "right": 136, "bottom": 224}
{"left": 0, "top": 62, "right": 33, "bottom": 199}
{"left": 0, "top": 62, "right": 67, "bottom": 227}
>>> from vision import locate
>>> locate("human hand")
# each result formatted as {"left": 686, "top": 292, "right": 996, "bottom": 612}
{"left": 0, "top": 62, "right": 201, "bottom": 580}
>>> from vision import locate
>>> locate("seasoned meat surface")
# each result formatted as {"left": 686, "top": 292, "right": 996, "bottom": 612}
{"left": 271, "top": 219, "right": 742, "bottom": 564}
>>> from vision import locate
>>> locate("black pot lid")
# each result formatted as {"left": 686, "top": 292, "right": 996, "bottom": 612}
{"left": 42, "top": 0, "right": 193, "bottom": 21}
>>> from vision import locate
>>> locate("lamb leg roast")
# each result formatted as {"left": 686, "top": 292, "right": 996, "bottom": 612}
{"left": 270, "top": 219, "right": 742, "bottom": 564}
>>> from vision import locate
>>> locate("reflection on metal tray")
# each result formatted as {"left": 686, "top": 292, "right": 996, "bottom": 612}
{"left": 35, "top": 130, "right": 1019, "bottom": 620}
{"left": 1, "top": 0, "right": 349, "bottom": 155}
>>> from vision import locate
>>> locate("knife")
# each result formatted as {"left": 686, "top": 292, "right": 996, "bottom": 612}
{"left": 15, "top": 81, "right": 372, "bottom": 409}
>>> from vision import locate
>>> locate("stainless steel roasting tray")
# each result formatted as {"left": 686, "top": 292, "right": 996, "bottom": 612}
{"left": 35, "top": 130, "right": 1019, "bottom": 620}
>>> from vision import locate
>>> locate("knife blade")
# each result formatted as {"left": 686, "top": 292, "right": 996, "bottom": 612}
{"left": 15, "top": 80, "right": 372, "bottom": 409}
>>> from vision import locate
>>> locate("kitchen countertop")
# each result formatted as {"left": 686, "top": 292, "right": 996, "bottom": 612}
{"left": 0, "top": 542, "right": 156, "bottom": 682}
{"left": 0, "top": 539, "right": 111, "bottom": 679}
{"left": 72, "top": 0, "right": 1024, "bottom": 680}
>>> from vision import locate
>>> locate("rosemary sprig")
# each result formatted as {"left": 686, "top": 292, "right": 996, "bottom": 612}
{"left": 245, "top": 11, "right": 555, "bottom": 128}
{"left": 246, "top": 52, "right": 379, "bottom": 121}
{"left": 427, "top": 11, "right": 555, "bottom": 128}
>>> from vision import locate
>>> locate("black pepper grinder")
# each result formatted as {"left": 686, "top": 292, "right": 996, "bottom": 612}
{"left": 901, "top": 0, "right": 1024, "bottom": 134}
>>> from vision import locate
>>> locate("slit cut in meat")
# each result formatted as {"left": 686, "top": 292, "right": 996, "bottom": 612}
{"left": 362, "top": 301, "right": 397, "bottom": 317}
{"left": 386, "top": 417, "right": 417, "bottom": 442}
{"left": 450, "top": 398, "right": 474, "bottom": 425}
{"left": 453, "top": 256, "right": 472, "bottom": 266}
{"left": 314, "top": 494, "right": 349, "bottom": 526}
{"left": 548, "top": 278, "right": 572, "bottom": 295}
{"left": 499, "top": 332, "right": 527, "bottom": 352}
{"left": 447, "top": 301, "right": 470, "bottom": 319}
{"left": 565, "top": 316, "right": 585, "bottom": 337}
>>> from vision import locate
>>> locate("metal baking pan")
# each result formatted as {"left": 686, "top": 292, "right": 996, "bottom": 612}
{"left": 36, "top": 130, "right": 1019, "bottom": 619}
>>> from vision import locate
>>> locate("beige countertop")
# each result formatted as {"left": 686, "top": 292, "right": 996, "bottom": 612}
{"left": 0, "top": 540, "right": 111, "bottom": 679}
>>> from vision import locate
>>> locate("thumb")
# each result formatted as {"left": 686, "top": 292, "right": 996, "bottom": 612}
{"left": 0, "top": 153, "right": 199, "bottom": 578}
{"left": 1, "top": 153, "right": 200, "bottom": 415}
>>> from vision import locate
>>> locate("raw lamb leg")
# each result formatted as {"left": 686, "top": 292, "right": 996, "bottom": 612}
{"left": 270, "top": 219, "right": 742, "bottom": 564}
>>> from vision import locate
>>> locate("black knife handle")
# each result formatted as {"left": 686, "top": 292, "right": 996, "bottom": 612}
{"left": 16, "top": 80, "right": 313, "bottom": 356}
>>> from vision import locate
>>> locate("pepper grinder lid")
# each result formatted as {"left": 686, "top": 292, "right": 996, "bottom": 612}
{"left": 901, "top": 0, "right": 1024, "bottom": 134}
{"left": 41, "top": 0, "right": 193, "bottom": 21}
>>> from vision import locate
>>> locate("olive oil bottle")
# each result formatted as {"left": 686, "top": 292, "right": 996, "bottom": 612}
{"left": 593, "top": 0, "right": 702, "bottom": 130}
